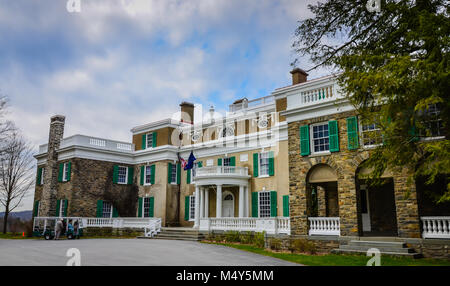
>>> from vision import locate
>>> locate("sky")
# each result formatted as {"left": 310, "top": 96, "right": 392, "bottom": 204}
{"left": 0, "top": 0, "right": 330, "bottom": 211}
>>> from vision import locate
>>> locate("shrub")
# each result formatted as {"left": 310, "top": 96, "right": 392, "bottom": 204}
{"left": 269, "top": 238, "right": 282, "bottom": 251}
{"left": 224, "top": 231, "right": 240, "bottom": 243}
{"left": 289, "top": 238, "right": 316, "bottom": 254}
{"left": 253, "top": 231, "right": 265, "bottom": 248}
{"left": 239, "top": 232, "right": 254, "bottom": 245}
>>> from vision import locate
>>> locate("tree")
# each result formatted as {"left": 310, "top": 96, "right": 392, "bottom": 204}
{"left": 0, "top": 133, "right": 35, "bottom": 233}
{"left": 292, "top": 0, "right": 449, "bottom": 202}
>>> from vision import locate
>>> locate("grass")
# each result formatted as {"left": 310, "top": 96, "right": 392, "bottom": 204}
{"left": 0, "top": 232, "right": 35, "bottom": 239}
{"left": 203, "top": 242, "right": 450, "bottom": 266}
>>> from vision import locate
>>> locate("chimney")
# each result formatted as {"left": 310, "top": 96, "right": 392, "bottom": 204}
{"left": 40, "top": 115, "right": 65, "bottom": 216}
{"left": 290, "top": 68, "right": 308, "bottom": 85}
{"left": 180, "top": 102, "right": 194, "bottom": 124}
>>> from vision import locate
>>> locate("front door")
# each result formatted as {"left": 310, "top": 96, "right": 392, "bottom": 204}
{"left": 222, "top": 194, "right": 234, "bottom": 217}
{"left": 360, "top": 185, "right": 371, "bottom": 232}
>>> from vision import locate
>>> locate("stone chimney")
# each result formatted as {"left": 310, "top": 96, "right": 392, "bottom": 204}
{"left": 290, "top": 68, "right": 308, "bottom": 85}
{"left": 40, "top": 115, "right": 65, "bottom": 217}
{"left": 180, "top": 102, "right": 194, "bottom": 124}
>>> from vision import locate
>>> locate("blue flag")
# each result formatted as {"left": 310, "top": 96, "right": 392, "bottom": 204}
{"left": 184, "top": 151, "right": 196, "bottom": 170}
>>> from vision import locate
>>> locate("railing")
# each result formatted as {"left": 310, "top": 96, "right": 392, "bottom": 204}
{"left": 301, "top": 84, "right": 335, "bottom": 105}
{"left": 421, "top": 216, "right": 450, "bottom": 239}
{"left": 229, "top": 95, "right": 275, "bottom": 112}
{"left": 308, "top": 217, "right": 340, "bottom": 236}
{"left": 38, "top": 134, "right": 135, "bottom": 154}
{"left": 199, "top": 217, "right": 290, "bottom": 235}
{"left": 196, "top": 166, "right": 249, "bottom": 177}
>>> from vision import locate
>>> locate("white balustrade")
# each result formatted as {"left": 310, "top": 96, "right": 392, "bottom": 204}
{"left": 199, "top": 217, "right": 290, "bottom": 235}
{"left": 301, "top": 84, "right": 334, "bottom": 105}
{"left": 229, "top": 95, "right": 274, "bottom": 112}
{"left": 196, "top": 166, "right": 249, "bottom": 177}
{"left": 421, "top": 216, "right": 450, "bottom": 239}
{"left": 308, "top": 217, "right": 340, "bottom": 236}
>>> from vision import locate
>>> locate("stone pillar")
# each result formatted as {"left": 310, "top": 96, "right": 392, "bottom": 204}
{"left": 317, "top": 186, "right": 326, "bottom": 217}
{"left": 40, "top": 115, "right": 65, "bottom": 217}
{"left": 239, "top": 185, "right": 244, "bottom": 218}
{"left": 216, "top": 184, "right": 222, "bottom": 218}
{"left": 204, "top": 188, "right": 209, "bottom": 218}
{"left": 338, "top": 176, "right": 359, "bottom": 237}
{"left": 194, "top": 185, "right": 200, "bottom": 228}
{"left": 394, "top": 169, "right": 421, "bottom": 238}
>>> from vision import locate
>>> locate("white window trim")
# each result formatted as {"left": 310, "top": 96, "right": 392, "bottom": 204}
{"left": 310, "top": 122, "right": 331, "bottom": 155}
{"left": 359, "top": 118, "right": 383, "bottom": 149}
{"left": 144, "top": 165, "right": 152, "bottom": 186}
{"left": 190, "top": 163, "right": 197, "bottom": 184}
{"left": 103, "top": 201, "right": 113, "bottom": 218}
{"left": 189, "top": 195, "right": 195, "bottom": 221}
{"left": 221, "top": 157, "right": 232, "bottom": 167}
{"left": 117, "top": 166, "right": 128, "bottom": 185}
{"left": 142, "top": 197, "right": 151, "bottom": 218}
{"left": 36, "top": 201, "right": 40, "bottom": 217}
{"left": 258, "top": 152, "right": 270, "bottom": 178}
{"left": 258, "top": 191, "right": 271, "bottom": 218}
{"left": 146, "top": 133, "right": 153, "bottom": 149}
{"left": 62, "top": 163, "right": 69, "bottom": 182}
{"left": 40, "top": 168, "right": 45, "bottom": 185}
{"left": 170, "top": 163, "right": 177, "bottom": 185}
{"left": 58, "top": 199, "right": 66, "bottom": 217}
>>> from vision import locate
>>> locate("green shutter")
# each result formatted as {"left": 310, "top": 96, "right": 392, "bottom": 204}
{"left": 150, "top": 165, "right": 155, "bottom": 184}
{"left": 218, "top": 158, "right": 222, "bottom": 166}
{"left": 142, "top": 134, "right": 147, "bottom": 149}
{"left": 176, "top": 163, "right": 181, "bottom": 184}
{"left": 112, "top": 206, "right": 118, "bottom": 217}
{"left": 187, "top": 169, "right": 191, "bottom": 184}
{"left": 270, "top": 191, "right": 277, "bottom": 217}
{"left": 63, "top": 200, "right": 68, "bottom": 216}
{"left": 127, "top": 167, "right": 134, "bottom": 185}
{"left": 346, "top": 116, "right": 359, "bottom": 150}
{"left": 58, "top": 163, "right": 64, "bottom": 182}
{"left": 184, "top": 196, "right": 190, "bottom": 221}
{"left": 283, "top": 195, "right": 289, "bottom": 217}
{"left": 55, "top": 200, "right": 60, "bottom": 217}
{"left": 113, "top": 165, "right": 118, "bottom": 184}
{"left": 230, "top": 156, "right": 236, "bottom": 166}
{"left": 149, "top": 197, "right": 154, "bottom": 217}
{"left": 409, "top": 123, "right": 419, "bottom": 142}
{"left": 33, "top": 201, "right": 39, "bottom": 217}
{"left": 253, "top": 153, "right": 259, "bottom": 177}
{"left": 152, "top": 132, "right": 157, "bottom": 148}
{"left": 328, "top": 120, "right": 339, "bottom": 152}
{"left": 300, "top": 125, "right": 310, "bottom": 156}
{"left": 167, "top": 163, "right": 172, "bottom": 183}
{"left": 198, "top": 161, "right": 203, "bottom": 168}
{"left": 252, "top": 192, "right": 259, "bottom": 217}
{"left": 268, "top": 151, "right": 274, "bottom": 176}
{"left": 138, "top": 197, "right": 143, "bottom": 217}
{"left": 66, "top": 162, "right": 71, "bottom": 181}
{"left": 36, "top": 167, "right": 42, "bottom": 186}
{"left": 96, "top": 200, "right": 103, "bottom": 218}
{"left": 140, "top": 166, "right": 145, "bottom": 185}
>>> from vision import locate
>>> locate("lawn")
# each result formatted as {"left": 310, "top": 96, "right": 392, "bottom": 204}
{"left": 204, "top": 242, "right": 450, "bottom": 266}
{"left": 0, "top": 232, "right": 35, "bottom": 239}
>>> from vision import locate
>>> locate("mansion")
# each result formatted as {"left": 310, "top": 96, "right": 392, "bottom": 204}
{"left": 33, "top": 68, "right": 449, "bottom": 247}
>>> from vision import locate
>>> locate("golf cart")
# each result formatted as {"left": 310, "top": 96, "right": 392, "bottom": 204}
{"left": 33, "top": 217, "right": 83, "bottom": 240}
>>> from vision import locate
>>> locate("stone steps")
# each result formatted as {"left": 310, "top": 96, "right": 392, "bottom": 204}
{"left": 137, "top": 227, "right": 206, "bottom": 241}
{"left": 332, "top": 240, "right": 421, "bottom": 259}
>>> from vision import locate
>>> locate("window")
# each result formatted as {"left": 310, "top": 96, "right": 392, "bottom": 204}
{"left": 258, "top": 192, "right": 271, "bottom": 218}
{"left": 146, "top": 133, "right": 153, "bottom": 149}
{"left": 419, "top": 104, "right": 445, "bottom": 138}
{"left": 143, "top": 197, "right": 151, "bottom": 218}
{"left": 311, "top": 123, "right": 329, "bottom": 153}
{"left": 102, "top": 202, "right": 112, "bottom": 218}
{"left": 59, "top": 200, "right": 66, "bottom": 217}
{"left": 259, "top": 152, "right": 270, "bottom": 177}
{"left": 189, "top": 195, "right": 195, "bottom": 221}
{"left": 190, "top": 163, "right": 199, "bottom": 182}
{"left": 117, "top": 166, "right": 128, "bottom": 184}
{"left": 63, "top": 163, "right": 69, "bottom": 182}
{"left": 40, "top": 168, "right": 45, "bottom": 185}
{"left": 361, "top": 123, "right": 383, "bottom": 147}
{"left": 145, "top": 166, "right": 152, "bottom": 185}
{"left": 170, "top": 163, "right": 177, "bottom": 184}
{"left": 223, "top": 157, "right": 231, "bottom": 166}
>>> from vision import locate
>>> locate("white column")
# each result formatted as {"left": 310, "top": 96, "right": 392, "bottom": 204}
{"left": 216, "top": 184, "right": 222, "bottom": 218}
{"left": 194, "top": 185, "right": 200, "bottom": 228}
{"left": 204, "top": 188, "right": 209, "bottom": 218}
{"left": 200, "top": 187, "right": 205, "bottom": 218}
{"left": 239, "top": 185, "right": 244, "bottom": 218}
{"left": 245, "top": 185, "right": 250, "bottom": 217}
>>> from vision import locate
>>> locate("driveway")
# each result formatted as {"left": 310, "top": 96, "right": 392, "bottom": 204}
{"left": 0, "top": 238, "right": 300, "bottom": 266}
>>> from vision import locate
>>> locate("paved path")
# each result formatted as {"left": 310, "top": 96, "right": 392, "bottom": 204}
{"left": 0, "top": 239, "right": 300, "bottom": 266}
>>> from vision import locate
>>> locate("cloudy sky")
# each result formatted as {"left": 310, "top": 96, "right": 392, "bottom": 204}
{"left": 0, "top": 0, "right": 330, "bottom": 211}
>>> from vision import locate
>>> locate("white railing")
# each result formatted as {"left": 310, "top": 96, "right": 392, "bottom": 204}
{"left": 308, "top": 217, "right": 340, "bottom": 236}
{"left": 199, "top": 217, "right": 290, "bottom": 235}
{"left": 229, "top": 95, "right": 275, "bottom": 112}
{"left": 145, "top": 219, "right": 162, "bottom": 237}
{"left": 301, "top": 84, "right": 335, "bottom": 105}
{"left": 196, "top": 166, "right": 249, "bottom": 177}
{"left": 421, "top": 216, "right": 450, "bottom": 239}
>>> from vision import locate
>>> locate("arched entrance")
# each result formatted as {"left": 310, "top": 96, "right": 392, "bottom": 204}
{"left": 306, "top": 164, "right": 339, "bottom": 218}
{"left": 222, "top": 191, "right": 235, "bottom": 217}
{"left": 356, "top": 164, "right": 398, "bottom": 236}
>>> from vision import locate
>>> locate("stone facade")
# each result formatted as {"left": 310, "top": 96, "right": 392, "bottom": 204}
{"left": 288, "top": 110, "right": 421, "bottom": 238}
